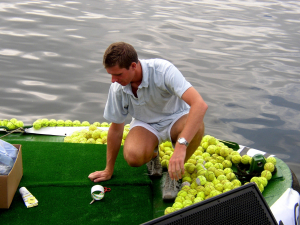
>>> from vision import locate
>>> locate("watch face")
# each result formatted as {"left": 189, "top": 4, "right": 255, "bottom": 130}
{"left": 178, "top": 138, "right": 188, "bottom": 146}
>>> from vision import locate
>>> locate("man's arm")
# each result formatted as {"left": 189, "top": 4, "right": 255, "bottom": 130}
{"left": 178, "top": 86, "right": 207, "bottom": 145}
{"left": 168, "top": 87, "right": 208, "bottom": 180}
{"left": 88, "top": 122, "right": 124, "bottom": 182}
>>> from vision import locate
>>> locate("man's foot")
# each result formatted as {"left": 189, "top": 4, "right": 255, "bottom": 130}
{"left": 146, "top": 154, "right": 162, "bottom": 176}
{"left": 163, "top": 172, "right": 180, "bottom": 200}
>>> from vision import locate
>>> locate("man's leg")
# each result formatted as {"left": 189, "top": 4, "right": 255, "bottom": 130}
{"left": 170, "top": 114, "right": 205, "bottom": 163}
{"left": 163, "top": 114, "right": 205, "bottom": 200}
{"left": 123, "top": 126, "right": 159, "bottom": 167}
{"left": 162, "top": 114, "right": 204, "bottom": 200}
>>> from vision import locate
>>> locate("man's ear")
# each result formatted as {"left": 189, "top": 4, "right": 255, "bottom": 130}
{"left": 131, "top": 62, "right": 137, "bottom": 69}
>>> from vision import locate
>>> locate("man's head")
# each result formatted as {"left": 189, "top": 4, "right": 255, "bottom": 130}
{"left": 103, "top": 42, "right": 138, "bottom": 69}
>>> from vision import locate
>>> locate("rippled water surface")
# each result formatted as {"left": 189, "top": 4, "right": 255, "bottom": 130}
{"left": 1, "top": 0, "right": 300, "bottom": 180}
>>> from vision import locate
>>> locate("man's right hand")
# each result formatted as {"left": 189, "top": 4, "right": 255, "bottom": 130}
{"left": 88, "top": 169, "right": 112, "bottom": 183}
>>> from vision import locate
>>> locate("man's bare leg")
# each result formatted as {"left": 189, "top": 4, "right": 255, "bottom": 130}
{"left": 170, "top": 114, "right": 205, "bottom": 163}
{"left": 162, "top": 114, "right": 205, "bottom": 200}
{"left": 123, "top": 126, "right": 159, "bottom": 167}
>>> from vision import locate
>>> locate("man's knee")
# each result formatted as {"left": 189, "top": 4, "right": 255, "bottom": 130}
{"left": 123, "top": 148, "right": 148, "bottom": 167}
{"left": 123, "top": 126, "right": 158, "bottom": 167}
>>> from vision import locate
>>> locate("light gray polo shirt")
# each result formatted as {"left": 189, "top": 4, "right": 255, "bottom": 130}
{"left": 103, "top": 58, "right": 192, "bottom": 131}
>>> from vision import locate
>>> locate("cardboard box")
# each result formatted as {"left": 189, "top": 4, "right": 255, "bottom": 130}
{"left": 0, "top": 144, "right": 23, "bottom": 209}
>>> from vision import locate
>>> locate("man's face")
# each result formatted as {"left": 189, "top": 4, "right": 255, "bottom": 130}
{"left": 106, "top": 63, "right": 135, "bottom": 86}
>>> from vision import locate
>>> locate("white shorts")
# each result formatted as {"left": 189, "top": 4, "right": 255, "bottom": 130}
{"left": 129, "top": 111, "right": 189, "bottom": 146}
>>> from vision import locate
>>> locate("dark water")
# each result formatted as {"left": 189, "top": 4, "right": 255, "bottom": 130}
{"left": 1, "top": 1, "right": 299, "bottom": 181}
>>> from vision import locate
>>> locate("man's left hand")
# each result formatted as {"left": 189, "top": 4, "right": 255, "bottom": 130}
{"left": 168, "top": 145, "right": 186, "bottom": 180}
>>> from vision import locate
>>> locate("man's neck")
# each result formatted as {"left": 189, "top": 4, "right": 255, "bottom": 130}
{"left": 130, "top": 61, "right": 143, "bottom": 90}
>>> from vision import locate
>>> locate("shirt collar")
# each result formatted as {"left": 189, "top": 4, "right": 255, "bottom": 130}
{"left": 139, "top": 59, "right": 149, "bottom": 88}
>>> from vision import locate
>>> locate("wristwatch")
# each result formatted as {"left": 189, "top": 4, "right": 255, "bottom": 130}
{"left": 178, "top": 137, "right": 189, "bottom": 147}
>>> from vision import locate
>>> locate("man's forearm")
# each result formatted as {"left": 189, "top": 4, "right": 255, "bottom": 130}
{"left": 178, "top": 87, "right": 208, "bottom": 143}
{"left": 105, "top": 123, "right": 124, "bottom": 173}
{"left": 180, "top": 101, "right": 207, "bottom": 143}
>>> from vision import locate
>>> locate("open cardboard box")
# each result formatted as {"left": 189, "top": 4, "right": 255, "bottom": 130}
{"left": 0, "top": 144, "right": 23, "bottom": 209}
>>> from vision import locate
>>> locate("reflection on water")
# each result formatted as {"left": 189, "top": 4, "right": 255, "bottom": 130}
{"left": 0, "top": 0, "right": 299, "bottom": 180}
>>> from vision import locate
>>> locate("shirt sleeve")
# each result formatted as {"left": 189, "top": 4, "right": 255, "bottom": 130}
{"left": 103, "top": 83, "right": 128, "bottom": 124}
{"left": 164, "top": 62, "right": 192, "bottom": 98}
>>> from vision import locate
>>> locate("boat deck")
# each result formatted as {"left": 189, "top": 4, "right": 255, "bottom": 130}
{"left": 0, "top": 130, "right": 293, "bottom": 223}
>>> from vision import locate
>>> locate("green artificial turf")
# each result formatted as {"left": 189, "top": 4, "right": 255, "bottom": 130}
{"left": 1, "top": 186, "right": 153, "bottom": 225}
{"left": 6, "top": 141, "right": 151, "bottom": 187}
{"left": 0, "top": 141, "right": 153, "bottom": 224}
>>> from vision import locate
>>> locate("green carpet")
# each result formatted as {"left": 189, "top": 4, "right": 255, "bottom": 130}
{"left": 0, "top": 141, "right": 153, "bottom": 225}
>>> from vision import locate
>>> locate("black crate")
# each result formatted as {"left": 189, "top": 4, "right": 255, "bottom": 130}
{"left": 143, "top": 183, "right": 278, "bottom": 225}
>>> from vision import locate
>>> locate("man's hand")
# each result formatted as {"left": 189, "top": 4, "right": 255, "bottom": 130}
{"left": 88, "top": 169, "right": 112, "bottom": 183}
{"left": 168, "top": 145, "right": 186, "bottom": 180}
{"left": 88, "top": 122, "right": 124, "bottom": 183}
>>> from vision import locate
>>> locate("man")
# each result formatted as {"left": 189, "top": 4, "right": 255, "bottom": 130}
{"left": 88, "top": 42, "right": 207, "bottom": 199}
